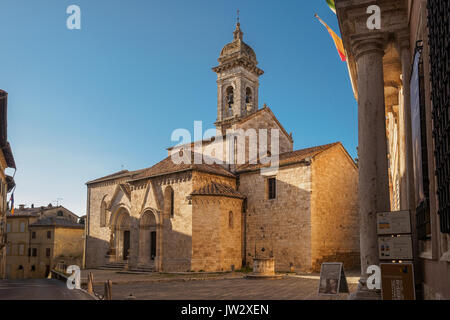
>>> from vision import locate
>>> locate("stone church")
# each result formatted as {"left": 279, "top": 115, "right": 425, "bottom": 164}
{"left": 85, "top": 22, "right": 360, "bottom": 273}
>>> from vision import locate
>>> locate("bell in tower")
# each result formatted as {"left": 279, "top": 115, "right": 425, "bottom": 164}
{"left": 212, "top": 21, "right": 264, "bottom": 135}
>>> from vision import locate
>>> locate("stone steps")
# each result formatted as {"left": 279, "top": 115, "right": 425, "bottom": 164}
{"left": 99, "top": 262, "right": 128, "bottom": 270}
{"left": 128, "top": 265, "right": 155, "bottom": 273}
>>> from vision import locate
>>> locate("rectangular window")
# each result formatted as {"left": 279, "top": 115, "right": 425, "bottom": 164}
{"left": 6, "top": 223, "right": 10, "bottom": 233}
{"left": 32, "top": 248, "right": 37, "bottom": 257}
{"left": 6, "top": 243, "right": 10, "bottom": 255}
{"left": 18, "top": 244, "right": 24, "bottom": 256}
{"left": 46, "top": 248, "right": 51, "bottom": 257}
{"left": 428, "top": 0, "right": 450, "bottom": 235}
{"left": 268, "top": 178, "right": 277, "bottom": 200}
{"left": 31, "top": 231, "right": 36, "bottom": 239}
{"left": 19, "top": 222, "right": 25, "bottom": 233}
{"left": 47, "top": 231, "right": 52, "bottom": 239}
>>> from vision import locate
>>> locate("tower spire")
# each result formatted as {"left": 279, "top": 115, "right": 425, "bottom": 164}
{"left": 233, "top": 10, "right": 243, "bottom": 41}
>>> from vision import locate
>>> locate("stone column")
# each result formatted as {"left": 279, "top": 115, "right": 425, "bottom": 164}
{"left": 397, "top": 34, "right": 416, "bottom": 215}
{"left": 351, "top": 33, "right": 391, "bottom": 299}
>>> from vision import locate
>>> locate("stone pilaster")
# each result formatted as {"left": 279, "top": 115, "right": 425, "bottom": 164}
{"left": 396, "top": 31, "right": 422, "bottom": 286}
{"left": 350, "top": 33, "right": 391, "bottom": 299}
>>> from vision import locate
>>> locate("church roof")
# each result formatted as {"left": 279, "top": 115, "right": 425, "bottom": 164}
{"left": 86, "top": 169, "right": 143, "bottom": 185}
{"left": 129, "top": 153, "right": 235, "bottom": 182}
{"left": 30, "top": 216, "right": 84, "bottom": 229}
{"left": 191, "top": 181, "right": 245, "bottom": 199}
{"left": 236, "top": 142, "right": 341, "bottom": 173}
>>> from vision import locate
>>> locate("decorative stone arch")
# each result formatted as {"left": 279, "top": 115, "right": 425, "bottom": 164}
{"left": 163, "top": 186, "right": 175, "bottom": 218}
{"left": 224, "top": 85, "right": 235, "bottom": 117}
{"left": 108, "top": 205, "right": 131, "bottom": 261}
{"left": 138, "top": 209, "right": 160, "bottom": 267}
{"left": 100, "top": 195, "right": 108, "bottom": 228}
{"left": 245, "top": 87, "right": 253, "bottom": 104}
{"left": 108, "top": 203, "right": 131, "bottom": 229}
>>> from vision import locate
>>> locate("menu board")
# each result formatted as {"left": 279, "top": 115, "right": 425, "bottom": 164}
{"left": 377, "top": 211, "right": 411, "bottom": 235}
{"left": 318, "top": 262, "right": 348, "bottom": 296}
{"left": 381, "top": 263, "right": 415, "bottom": 300}
{"left": 378, "top": 235, "right": 413, "bottom": 260}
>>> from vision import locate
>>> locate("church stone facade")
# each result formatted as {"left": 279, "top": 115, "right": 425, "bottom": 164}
{"left": 85, "top": 23, "right": 360, "bottom": 273}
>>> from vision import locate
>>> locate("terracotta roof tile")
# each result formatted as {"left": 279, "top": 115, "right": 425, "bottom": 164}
{"left": 130, "top": 153, "right": 235, "bottom": 181}
{"left": 86, "top": 170, "right": 132, "bottom": 185}
{"left": 236, "top": 142, "right": 340, "bottom": 172}
{"left": 191, "top": 181, "right": 245, "bottom": 199}
{"left": 30, "top": 216, "right": 84, "bottom": 229}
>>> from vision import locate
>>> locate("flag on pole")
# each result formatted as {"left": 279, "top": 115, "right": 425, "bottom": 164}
{"left": 314, "top": 14, "right": 346, "bottom": 61}
{"left": 326, "top": 0, "right": 336, "bottom": 14}
{"left": 9, "top": 193, "right": 14, "bottom": 215}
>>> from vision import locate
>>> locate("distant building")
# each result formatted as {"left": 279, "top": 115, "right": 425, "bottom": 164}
{"left": 5, "top": 204, "right": 83, "bottom": 279}
{"left": 0, "top": 89, "right": 16, "bottom": 280}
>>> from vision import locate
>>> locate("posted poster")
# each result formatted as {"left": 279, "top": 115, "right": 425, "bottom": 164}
{"left": 378, "top": 235, "right": 413, "bottom": 260}
{"left": 377, "top": 211, "right": 411, "bottom": 235}
{"left": 318, "top": 263, "right": 348, "bottom": 296}
{"left": 381, "top": 263, "right": 415, "bottom": 300}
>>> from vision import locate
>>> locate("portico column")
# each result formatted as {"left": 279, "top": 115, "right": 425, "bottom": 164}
{"left": 397, "top": 34, "right": 416, "bottom": 215}
{"left": 351, "top": 33, "right": 391, "bottom": 299}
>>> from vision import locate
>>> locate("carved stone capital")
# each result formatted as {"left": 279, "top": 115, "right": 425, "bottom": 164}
{"left": 350, "top": 32, "right": 388, "bottom": 61}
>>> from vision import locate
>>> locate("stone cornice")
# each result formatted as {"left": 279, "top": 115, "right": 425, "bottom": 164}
{"left": 336, "top": 0, "right": 409, "bottom": 100}
{"left": 212, "top": 58, "right": 264, "bottom": 76}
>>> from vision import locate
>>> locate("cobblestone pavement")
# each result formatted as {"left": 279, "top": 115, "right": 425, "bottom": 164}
{"left": 0, "top": 279, "right": 94, "bottom": 300}
{"left": 88, "top": 270, "right": 360, "bottom": 300}
{"left": 81, "top": 269, "right": 243, "bottom": 286}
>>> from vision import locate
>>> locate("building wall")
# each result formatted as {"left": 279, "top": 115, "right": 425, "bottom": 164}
{"left": 151, "top": 172, "right": 194, "bottom": 272}
{"left": 191, "top": 196, "right": 242, "bottom": 272}
{"left": 0, "top": 153, "right": 7, "bottom": 279}
{"left": 239, "top": 163, "right": 313, "bottom": 272}
{"left": 5, "top": 216, "right": 36, "bottom": 279}
{"left": 310, "top": 144, "right": 360, "bottom": 272}
{"left": 85, "top": 178, "right": 127, "bottom": 268}
{"left": 53, "top": 228, "right": 84, "bottom": 269}
{"left": 409, "top": 0, "right": 450, "bottom": 300}
{"left": 235, "top": 109, "right": 293, "bottom": 155}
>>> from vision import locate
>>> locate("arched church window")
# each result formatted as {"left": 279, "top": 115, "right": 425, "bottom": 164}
{"left": 229, "top": 211, "right": 233, "bottom": 229}
{"left": 100, "top": 200, "right": 107, "bottom": 227}
{"left": 164, "top": 186, "right": 175, "bottom": 218}
{"left": 245, "top": 87, "right": 252, "bottom": 104}
{"left": 226, "top": 86, "right": 234, "bottom": 116}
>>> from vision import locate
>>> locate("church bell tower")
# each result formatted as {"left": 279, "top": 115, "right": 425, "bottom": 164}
{"left": 213, "top": 21, "right": 264, "bottom": 134}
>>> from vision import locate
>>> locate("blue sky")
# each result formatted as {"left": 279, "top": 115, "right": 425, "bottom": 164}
{"left": 0, "top": 0, "right": 357, "bottom": 215}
